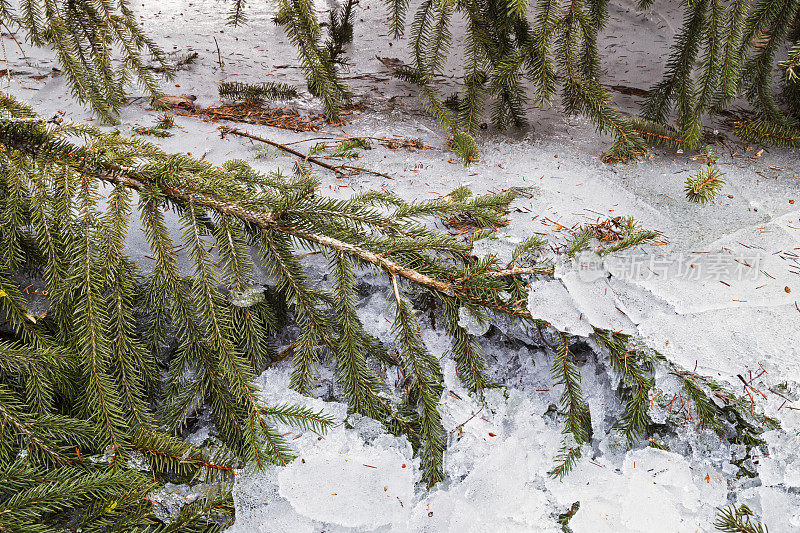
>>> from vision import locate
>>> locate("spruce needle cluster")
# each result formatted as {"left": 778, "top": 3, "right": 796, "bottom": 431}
{"left": 685, "top": 166, "right": 726, "bottom": 203}
{"left": 714, "top": 504, "right": 769, "bottom": 533}
{"left": 218, "top": 81, "right": 300, "bottom": 104}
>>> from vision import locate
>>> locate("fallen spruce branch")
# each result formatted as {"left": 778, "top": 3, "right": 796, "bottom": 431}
{"left": 0, "top": 99, "right": 780, "bottom": 529}
{"left": 94, "top": 163, "right": 454, "bottom": 296}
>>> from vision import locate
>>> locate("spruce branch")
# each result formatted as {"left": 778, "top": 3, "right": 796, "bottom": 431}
{"left": 220, "top": 126, "right": 393, "bottom": 179}
{"left": 1, "top": 0, "right": 172, "bottom": 122}
{"left": 0, "top": 94, "right": 785, "bottom": 529}
{"left": 391, "top": 276, "right": 446, "bottom": 486}
{"left": 714, "top": 504, "right": 768, "bottom": 533}
{"left": 593, "top": 328, "right": 653, "bottom": 444}
{"left": 734, "top": 118, "right": 800, "bottom": 147}
{"left": 549, "top": 333, "right": 592, "bottom": 478}
{"left": 218, "top": 81, "right": 300, "bottom": 104}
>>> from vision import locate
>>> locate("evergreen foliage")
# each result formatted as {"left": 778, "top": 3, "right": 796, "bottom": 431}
{"left": 0, "top": 0, "right": 171, "bottom": 122}
{"left": 325, "top": 0, "right": 357, "bottom": 63}
{"left": 270, "top": 0, "right": 354, "bottom": 121}
{"left": 642, "top": 0, "right": 800, "bottom": 149}
{"left": 134, "top": 113, "right": 176, "bottom": 138}
{"left": 714, "top": 504, "right": 768, "bottom": 533}
{"left": 548, "top": 333, "right": 592, "bottom": 479}
{"left": 382, "top": 0, "right": 800, "bottom": 157}
{"left": 308, "top": 137, "right": 371, "bottom": 158}
{"left": 0, "top": 93, "right": 543, "bottom": 522}
{"left": 392, "top": 0, "right": 800, "bottom": 155}
{"left": 2, "top": 0, "right": 797, "bottom": 521}
{"left": 593, "top": 328, "right": 653, "bottom": 444}
{"left": 4, "top": 0, "right": 800, "bottom": 156}
{"left": 734, "top": 118, "right": 800, "bottom": 147}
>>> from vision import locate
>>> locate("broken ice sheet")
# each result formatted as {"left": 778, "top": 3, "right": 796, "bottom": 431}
{"left": 277, "top": 446, "right": 414, "bottom": 529}
{"left": 756, "top": 430, "right": 800, "bottom": 488}
{"left": 547, "top": 448, "right": 726, "bottom": 533}
{"left": 526, "top": 253, "right": 637, "bottom": 337}
{"left": 527, "top": 279, "right": 593, "bottom": 337}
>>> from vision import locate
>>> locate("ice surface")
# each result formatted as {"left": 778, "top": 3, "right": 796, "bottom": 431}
{"left": 548, "top": 448, "right": 727, "bottom": 532}
{"left": 149, "top": 482, "right": 207, "bottom": 523}
{"left": 527, "top": 279, "right": 594, "bottom": 337}
{"left": 277, "top": 444, "right": 413, "bottom": 528}
{"left": 4, "top": 0, "right": 800, "bottom": 528}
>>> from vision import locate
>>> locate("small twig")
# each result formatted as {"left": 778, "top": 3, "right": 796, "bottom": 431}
{"left": 214, "top": 37, "right": 224, "bottom": 69}
{"left": 449, "top": 405, "right": 484, "bottom": 436}
{"left": 220, "top": 126, "right": 393, "bottom": 179}
{"left": 267, "top": 341, "right": 299, "bottom": 368}
{"left": 1, "top": 21, "right": 31, "bottom": 67}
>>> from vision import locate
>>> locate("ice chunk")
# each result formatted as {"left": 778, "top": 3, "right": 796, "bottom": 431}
{"left": 527, "top": 279, "right": 593, "bottom": 337}
{"left": 740, "top": 486, "right": 800, "bottom": 533}
{"left": 230, "top": 468, "right": 317, "bottom": 533}
{"left": 458, "top": 306, "right": 490, "bottom": 336}
{"left": 229, "top": 286, "right": 265, "bottom": 307}
{"left": 528, "top": 254, "right": 637, "bottom": 337}
{"left": 757, "top": 430, "right": 800, "bottom": 487}
{"left": 149, "top": 483, "right": 205, "bottom": 524}
{"left": 557, "top": 269, "right": 637, "bottom": 334}
{"left": 549, "top": 448, "right": 724, "bottom": 532}
{"left": 277, "top": 445, "right": 413, "bottom": 528}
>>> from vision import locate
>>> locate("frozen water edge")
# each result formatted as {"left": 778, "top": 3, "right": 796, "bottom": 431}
{"left": 3, "top": 0, "right": 800, "bottom": 529}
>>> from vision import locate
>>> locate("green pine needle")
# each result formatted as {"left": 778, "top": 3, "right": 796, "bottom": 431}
{"left": 218, "top": 81, "right": 300, "bottom": 104}
{"left": 714, "top": 504, "right": 768, "bottom": 533}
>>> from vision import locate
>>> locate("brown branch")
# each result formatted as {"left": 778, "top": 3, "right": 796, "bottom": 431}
{"left": 266, "top": 341, "right": 299, "bottom": 369}
{"left": 480, "top": 266, "right": 554, "bottom": 277}
{"left": 290, "top": 227, "right": 456, "bottom": 295}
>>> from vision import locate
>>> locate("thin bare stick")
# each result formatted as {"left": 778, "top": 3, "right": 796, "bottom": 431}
{"left": 449, "top": 405, "right": 484, "bottom": 435}
{"left": 214, "top": 37, "right": 224, "bottom": 69}
{"left": 267, "top": 341, "right": 299, "bottom": 369}
{"left": 220, "top": 126, "right": 393, "bottom": 179}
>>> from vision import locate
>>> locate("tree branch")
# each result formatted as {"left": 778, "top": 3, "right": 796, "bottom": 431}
{"left": 95, "top": 162, "right": 455, "bottom": 296}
